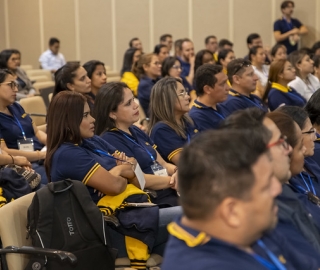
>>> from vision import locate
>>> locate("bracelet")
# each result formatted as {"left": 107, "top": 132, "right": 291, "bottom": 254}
{"left": 174, "top": 167, "right": 178, "bottom": 173}
{"left": 8, "top": 154, "right": 14, "bottom": 164}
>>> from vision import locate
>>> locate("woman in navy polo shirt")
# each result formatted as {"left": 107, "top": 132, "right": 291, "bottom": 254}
{"left": 263, "top": 59, "right": 306, "bottom": 111}
{"left": 149, "top": 77, "right": 198, "bottom": 165}
{"left": 134, "top": 53, "right": 161, "bottom": 117}
{"left": 45, "top": 91, "right": 139, "bottom": 204}
{"left": 0, "top": 69, "right": 47, "bottom": 183}
{"left": 305, "top": 89, "right": 320, "bottom": 168}
{"left": 93, "top": 82, "right": 178, "bottom": 206}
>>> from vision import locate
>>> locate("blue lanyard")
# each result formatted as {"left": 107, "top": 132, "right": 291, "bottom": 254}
{"left": 253, "top": 240, "right": 287, "bottom": 270}
{"left": 187, "top": 133, "right": 190, "bottom": 143}
{"left": 13, "top": 114, "right": 27, "bottom": 140}
{"left": 213, "top": 109, "right": 225, "bottom": 120}
{"left": 120, "top": 132, "right": 156, "bottom": 162}
{"left": 243, "top": 96, "right": 263, "bottom": 109}
{"left": 94, "top": 149, "right": 128, "bottom": 163}
{"left": 300, "top": 172, "right": 316, "bottom": 195}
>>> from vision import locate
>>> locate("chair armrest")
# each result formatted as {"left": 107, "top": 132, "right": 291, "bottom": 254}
{"left": 0, "top": 246, "right": 77, "bottom": 265}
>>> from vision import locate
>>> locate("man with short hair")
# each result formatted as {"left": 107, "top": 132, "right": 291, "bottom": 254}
{"left": 129, "top": 37, "right": 143, "bottom": 52}
{"left": 39, "top": 37, "right": 66, "bottom": 73}
{"left": 204, "top": 35, "right": 218, "bottom": 54}
{"left": 178, "top": 38, "right": 195, "bottom": 85}
{"left": 162, "top": 129, "right": 319, "bottom": 269}
{"left": 274, "top": 0, "right": 308, "bottom": 54}
{"left": 160, "top": 34, "right": 173, "bottom": 51}
{"left": 221, "top": 58, "right": 267, "bottom": 116}
{"left": 213, "top": 38, "right": 233, "bottom": 62}
{"left": 189, "top": 64, "right": 228, "bottom": 131}
{"left": 245, "top": 33, "right": 271, "bottom": 64}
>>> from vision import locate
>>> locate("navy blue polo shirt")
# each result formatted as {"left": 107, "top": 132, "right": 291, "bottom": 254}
{"left": 274, "top": 18, "right": 302, "bottom": 54}
{"left": 150, "top": 121, "right": 198, "bottom": 163}
{"left": 50, "top": 135, "right": 117, "bottom": 203}
{"left": 181, "top": 76, "right": 193, "bottom": 94}
{"left": 178, "top": 57, "right": 190, "bottom": 78}
{"left": 101, "top": 126, "right": 157, "bottom": 175}
{"left": 0, "top": 102, "right": 43, "bottom": 150}
{"left": 268, "top": 83, "right": 306, "bottom": 111}
{"left": 221, "top": 89, "right": 268, "bottom": 117}
{"left": 162, "top": 217, "right": 319, "bottom": 270}
{"left": 137, "top": 76, "right": 159, "bottom": 117}
{"left": 189, "top": 99, "right": 226, "bottom": 131}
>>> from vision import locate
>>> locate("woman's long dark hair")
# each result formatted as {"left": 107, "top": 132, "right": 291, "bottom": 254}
{"left": 120, "top": 48, "right": 139, "bottom": 76}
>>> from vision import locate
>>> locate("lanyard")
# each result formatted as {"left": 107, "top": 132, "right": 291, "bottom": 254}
{"left": 213, "top": 109, "right": 225, "bottom": 120}
{"left": 94, "top": 149, "right": 130, "bottom": 164}
{"left": 300, "top": 172, "right": 316, "bottom": 195}
{"left": 120, "top": 132, "right": 156, "bottom": 162}
{"left": 187, "top": 133, "right": 190, "bottom": 143}
{"left": 243, "top": 96, "right": 263, "bottom": 109}
{"left": 253, "top": 240, "right": 287, "bottom": 270}
{"left": 13, "top": 114, "right": 27, "bottom": 140}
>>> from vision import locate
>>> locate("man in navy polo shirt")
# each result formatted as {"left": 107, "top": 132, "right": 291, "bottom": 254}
{"left": 178, "top": 38, "right": 195, "bottom": 85}
{"left": 221, "top": 58, "right": 267, "bottom": 116}
{"left": 273, "top": 1, "right": 308, "bottom": 54}
{"left": 189, "top": 64, "right": 229, "bottom": 131}
{"left": 162, "top": 129, "right": 320, "bottom": 269}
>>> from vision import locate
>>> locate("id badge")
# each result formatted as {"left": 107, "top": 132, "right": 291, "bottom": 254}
{"left": 17, "top": 138, "right": 34, "bottom": 152}
{"left": 151, "top": 162, "right": 168, "bottom": 176}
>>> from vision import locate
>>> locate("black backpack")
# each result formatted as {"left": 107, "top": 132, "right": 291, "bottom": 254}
{"left": 25, "top": 180, "right": 116, "bottom": 270}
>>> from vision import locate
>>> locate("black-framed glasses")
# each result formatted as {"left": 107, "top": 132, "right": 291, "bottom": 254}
{"left": 233, "top": 61, "right": 251, "bottom": 75}
{"left": 267, "top": 135, "right": 290, "bottom": 150}
{"left": 0, "top": 81, "right": 18, "bottom": 90}
{"left": 302, "top": 128, "right": 316, "bottom": 135}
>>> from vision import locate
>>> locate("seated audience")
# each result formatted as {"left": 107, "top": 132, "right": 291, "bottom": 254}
{"left": 161, "top": 56, "right": 194, "bottom": 100}
{"left": 194, "top": 49, "right": 215, "bottom": 74}
{"left": 288, "top": 49, "right": 320, "bottom": 101}
{"left": 0, "top": 69, "right": 47, "bottom": 183}
{"left": 245, "top": 33, "right": 271, "bottom": 64}
{"left": 189, "top": 64, "right": 228, "bottom": 131}
{"left": 250, "top": 46, "right": 269, "bottom": 92}
{"left": 263, "top": 59, "right": 305, "bottom": 111}
{"left": 162, "top": 128, "right": 319, "bottom": 269}
{"left": 270, "top": 43, "right": 288, "bottom": 62}
{"left": 53, "top": 62, "right": 92, "bottom": 106}
{"left": 129, "top": 37, "right": 143, "bottom": 52}
{"left": 135, "top": 53, "right": 161, "bottom": 117}
{"left": 174, "top": 39, "right": 183, "bottom": 57}
{"left": 213, "top": 38, "right": 233, "bottom": 62}
{"left": 149, "top": 77, "right": 197, "bottom": 165}
{"left": 305, "top": 90, "right": 320, "bottom": 168}
{"left": 0, "top": 49, "right": 36, "bottom": 100}
{"left": 154, "top": 44, "right": 169, "bottom": 64}
{"left": 204, "top": 35, "right": 218, "bottom": 55}
{"left": 313, "top": 55, "right": 320, "bottom": 82}
{"left": 39, "top": 37, "right": 66, "bottom": 73}
{"left": 312, "top": 41, "right": 320, "bottom": 56}
{"left": 83, "top": 60, "right": 107, "bottom": 110}
{"left": 160, "top": 34, "right": 173, "bottom": 52}
{"left": 120, "top": 48, "right": 142, "bottom": 96}
{"left": 221, "top": 59, "right": 267, "bottom": 116}
{"left": 221, "top": 107, "right": 320, "bottom": 258}
{"left": 177, "top": 38, "right": 195, "bottom": 85}
{"left": 93, "top": 82, "right": 178, "bottom": 206}
{"left": 217, "top": 49, "right": 235, "bottom": 75}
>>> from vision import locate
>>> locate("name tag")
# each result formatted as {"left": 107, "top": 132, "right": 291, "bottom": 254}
{"left": 151, "top": 162, "right": 168, "bottom": 177}
{"left": 17, "top": 138, "right": 34, "bottom": 152}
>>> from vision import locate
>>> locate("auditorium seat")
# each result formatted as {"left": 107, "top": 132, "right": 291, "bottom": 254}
{"left": 20, "top": 65, "right": 33, "bottom": 71}
{"left": 26, "top": 69, "right": 53, "bottom": 82}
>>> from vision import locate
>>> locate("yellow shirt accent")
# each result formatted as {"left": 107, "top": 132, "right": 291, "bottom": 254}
{"left": 121, "top": 72, "right": 139, "bottom": 97}
{"left": 271, "top": 82, "right": 290, "bottom": 93}
{"left": 213, "top": 53, "right": 218, "bottom": 63}
{"left": 168, "top": 148, "right": 183, "bottom": 161}
{"left": 167, "top": 222, "right": 210, "bottom": 247}
{"left": 82, "top": 163, "right": 101, "bottom": 185}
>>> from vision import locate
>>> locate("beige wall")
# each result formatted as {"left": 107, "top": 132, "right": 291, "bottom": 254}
{"left": 1, "top": 0, "right": 320, "bottom": 70}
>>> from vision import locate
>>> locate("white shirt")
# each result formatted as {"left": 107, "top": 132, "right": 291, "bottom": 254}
{"left": 253, "top": 65, "right": 269, "bottom": 88}
{"left": 288, "top": 74, "right": 320, "bottom": 101}
{"left": 39, "top": 49, "right": 66, "bottom": 71}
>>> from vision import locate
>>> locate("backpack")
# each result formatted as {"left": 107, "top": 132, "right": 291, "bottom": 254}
{"left": 25, "top": 179, "right": 116, "bottom": 270}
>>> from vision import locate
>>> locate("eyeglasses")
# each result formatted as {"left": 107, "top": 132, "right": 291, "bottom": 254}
{"left": 0, "top": 81, "right": 18, "bottom": 90}
{"left": 152, "top": 62, "right": 161, "bottom": 66}
{"left": 172, "top": 65, "right": 182, "bottom": 71}
{"left": 302, "top": 128, "right": 316, "bottom": 135}
{"left": 177, "top": 89, "right": 188, "bottom": 97}
{"left": 233, "top": 61, "right": 251, "bottom": 75}
{"left": 267, "top": 135, "right": 290, "bottom": 150}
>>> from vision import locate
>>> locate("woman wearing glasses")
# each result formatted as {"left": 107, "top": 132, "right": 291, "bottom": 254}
{"left": 134, "top": 53, "right": 161, "bottom": 117}
{"left": 0, "top": 69, "right": 47, "bottom": 183}
{"left": 263, "top": 59, "right": 306, "bottom": 111}
{"left": 148, "top": 77, "right": 198, "bottom": 165}
{"left": 161, "top": 56, "right": 195, "bottom": 105}
{"left": 93, "top": 82, "right": 178, "bottom": 206}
